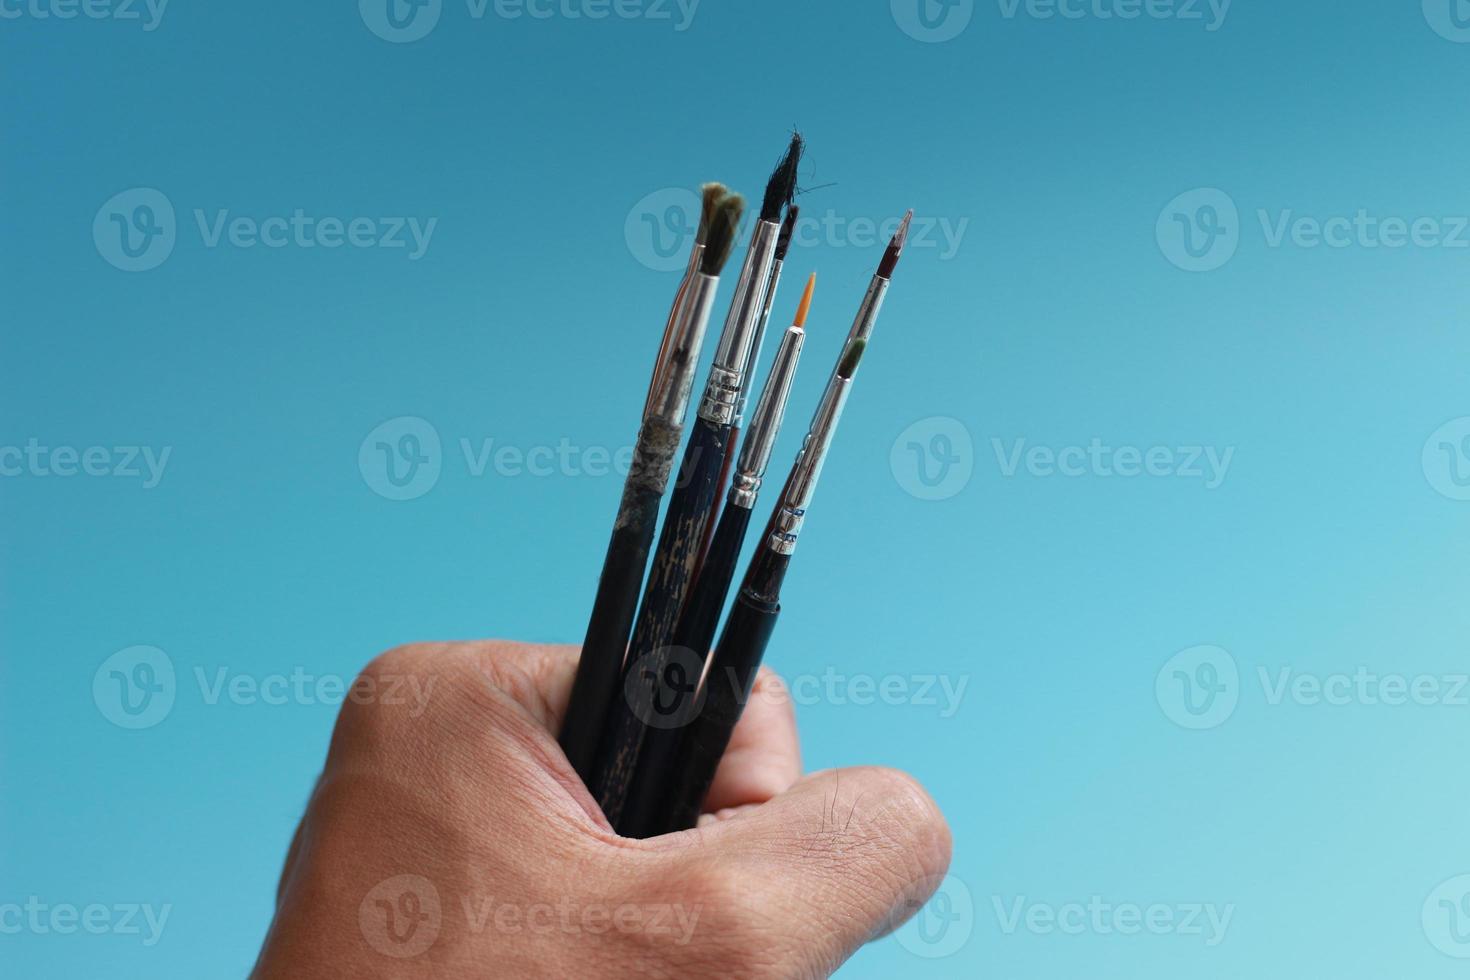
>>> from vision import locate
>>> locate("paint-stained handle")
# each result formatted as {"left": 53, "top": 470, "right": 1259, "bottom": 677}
{"left": 560, "top": 418, "right": 681, "bottom": 785}
{"left": 590, "top": 416, "right": 730, "bottom": 824}
{"left": 618, "top": 501, "right": 754, "bottom": 837}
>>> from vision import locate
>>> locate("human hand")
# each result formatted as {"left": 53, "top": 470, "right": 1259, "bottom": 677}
{"left": 252, "top": 640, "right": 952, "bottom": 979}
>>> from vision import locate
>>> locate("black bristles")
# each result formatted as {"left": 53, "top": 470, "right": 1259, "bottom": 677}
{"left": 701, "top": 194, "right": 745, "bottom": 276}
{"left": 697, "top": 183, "right": 727, "bottom": 246}
{"left": 876, "top": 209, "right": 913, "bottom": 279}
{"left": 759, "top": 133, "right": 804, "bottom": 223}
{"left": 774, "top": 205, "right": 800, "bottom": 263}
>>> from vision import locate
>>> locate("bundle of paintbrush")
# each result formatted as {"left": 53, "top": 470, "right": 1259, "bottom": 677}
{"left": 559, "top": 131, "right": 915, "bottom": 838}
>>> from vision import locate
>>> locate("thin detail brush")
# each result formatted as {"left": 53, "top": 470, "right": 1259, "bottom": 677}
{"left": 618, "top": 273, "right": 817, "bottom": 838}
{"left": 664, "top": 336, "right": 868, "bottom": 833}
{"left": 558, "top": 189, "right": 744, "bottom": 784}
{"left": 589, "top": 135, "right": 804, "bottom": 823}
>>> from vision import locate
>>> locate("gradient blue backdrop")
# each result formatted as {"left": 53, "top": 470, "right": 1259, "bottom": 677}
{"left": 6, "top": 0, "right": 1470, "bottom": 976}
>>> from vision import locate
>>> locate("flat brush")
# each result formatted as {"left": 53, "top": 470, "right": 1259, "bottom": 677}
{"left": 664, "top": 336, "right": 868, "bottom": 834}
{"left": 643, "top": 185, "right": 729, "bottom": 419}
{"left": 558, "top": 188, "right": 744, "bottom": 785}
{"left": 617, "top": 273, "right": 817, "bottom": 839}
{"left": 590, "top": 134, "right": 804, "bottom": 823}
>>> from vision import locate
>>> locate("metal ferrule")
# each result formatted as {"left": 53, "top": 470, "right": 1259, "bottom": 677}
{"left": 644, "top": 242, "right": 705, "bottom": 418}
{"left": 646, "top": 271, "right": 719, "bottom": 427}
{"left": 699, "top": 219, "right": 780, "bottom": 424}
{"left": 846, "top": 273, "right": 890, "bottom": 348}
{"left": 733, "top": 258, "right": 784, "bottom": 425}
{"left": 768, "top": 374, "right": 852, "bottom": 555}
{"left": 728, "top": 326, "right": 804, "bottom": 510}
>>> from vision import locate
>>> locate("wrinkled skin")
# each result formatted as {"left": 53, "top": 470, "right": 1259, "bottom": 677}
{"left": 252, "top": 640, "right": 952, "bottom": 979}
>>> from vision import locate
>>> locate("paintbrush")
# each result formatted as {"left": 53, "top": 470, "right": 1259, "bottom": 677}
{"left": 588, "top": 135, "right": 804, "bottom": 822}
{"left": 616, "top": 273, "right": 817, "bottom": 839}
{"left": 694, "top": 205, "right": 802, "bottom": 561}
{"left": 656, "top": 213, "right": 914, "bottom": 834}
{"left": 662, "top": 336, "right": 868, "bottom": 834}
{"left": 558, "top": 187, "right": 744, "bottom": 785}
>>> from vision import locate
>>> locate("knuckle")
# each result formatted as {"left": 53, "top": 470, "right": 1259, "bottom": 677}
{"left": 845, "top": 767, "right": 953, "bottom": 878}
{"left": 359, "top": 642, "right": 436, "bottom": 681}
{"left": 783, "top": 768, "right": 952, "bottom": 887}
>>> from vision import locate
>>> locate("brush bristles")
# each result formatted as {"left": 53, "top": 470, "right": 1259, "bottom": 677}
{"left": 774, "top": 205, "right": 800, "bottom": 263}
{"left": 893, "top": 209, "right": 913, "bottom": 249}
{"left": 793, "top": 272, "right": 816, "bottom": 329}
{"left": 876, "top": 209, "right": 914, "bottom": 279}
{"left": 701, "top": 194, "right": 745, "bottom": 276}
{"left": 759, "top": 133, "right": 804, "bottom": 223}
{"left": 697, "top": 183, "right": 728, "bottom": 246}
{"left": 837, "top": 338, "right": 866, "bottom": 380}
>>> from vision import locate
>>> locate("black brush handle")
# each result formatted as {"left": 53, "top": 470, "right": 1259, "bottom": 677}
{"left": 618, "top": 501, "right": 754, "bottom": 838}
{"left": 664, "top": 558, "right": 785, "bottom": 833}
{"left": 590, "top": 416, "right": 730, "bottom": 823}
{"left": 559, "top": 418, "right": 681, "bottom": 786}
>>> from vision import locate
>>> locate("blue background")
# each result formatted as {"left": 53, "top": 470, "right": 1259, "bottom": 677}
{"left": 5, "top": 0, "right": 1470, "bottom": 976}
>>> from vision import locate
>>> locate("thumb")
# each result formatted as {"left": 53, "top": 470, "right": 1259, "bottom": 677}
{"left": 672, "top": 766, "right": 952, "bottom": 978}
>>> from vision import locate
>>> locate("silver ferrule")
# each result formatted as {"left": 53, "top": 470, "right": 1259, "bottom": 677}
{"left": 846, "top": 273, "right": 890, "bottom": 348}
{"left": 768, "top": 374, "right": 852, "bottom": 555}
{"left": 699, "top": 219, "right": 780, "bottom": 424}
{"left": 733, "top": 258, "right": 784, "bottom": 425}
{"left": 646, "top": 271, "right": 719, "bottom": 427}
{"left": 729, "top": 325, "right": 804, "bottom": 510}
{"left": 643, "top": 242, "right": 705, "bottom": 418}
